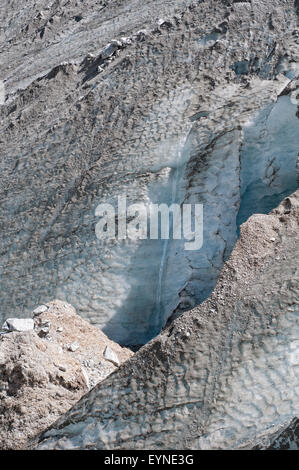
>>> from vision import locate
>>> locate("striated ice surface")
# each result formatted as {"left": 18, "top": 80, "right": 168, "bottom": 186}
{"left": 0, "top": 0, "right": 298, "bottom": 346}
{"left": 197, "top": 307, "right": 299, "bottom": 449}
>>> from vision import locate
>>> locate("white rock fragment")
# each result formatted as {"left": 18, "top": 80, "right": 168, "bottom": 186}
{"left": 68, "top": 341, "right": 80, "bottom": 352}
{"left": 81, "top": 367, "right": 90, "bottom": 389}
{"left": 120, "top": 36, "right": 132, "bottom": 45}
{"left": 111, "top": 39, "right": 122, "bottom": 47}
{"left": 2, "top": 318, "right": 34, "bottom": 332}
{"left": 33, "top": 305, "right": 48, "bottom": 316}
{"left": 157, "top": 18, "right": 172, "bottom": 28}
{"left": 103, "top": 345, "right": 120, "bottom": 367}
{"left": 134, "top": 29, "right": 148, "bottom": 39}
{"left": 35, "top": 11, "right": 45, "bottom": 20}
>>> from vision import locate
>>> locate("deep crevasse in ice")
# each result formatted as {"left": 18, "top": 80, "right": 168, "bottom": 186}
{"left": 82, "top": 92, "right": 299, "bottom": 345}
{"left": 166, "top": 94, "right": 299, "bottom": 325}
{"left": 2, "top": 85, "right": 297, "bottom": 347}
{"left": 74, "top": 92, "right": 299, "bottom": 345}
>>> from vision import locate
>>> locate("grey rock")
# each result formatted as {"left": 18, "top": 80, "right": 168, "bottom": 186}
{"left": 0, "top": 299, "right": 132, "bottom": 450}
{"left": 36, "top": 320, "right": 51, "bottom": 338}
{"left": 100, "top": 42, "right": 119, "bottom": 60}
{"left": 2, "top": 318, "right": 34, "bottom": 332}
{"left": 33, "top": 305, "right": 48, "bottom": 316}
